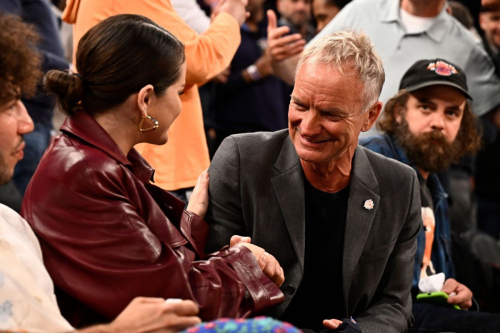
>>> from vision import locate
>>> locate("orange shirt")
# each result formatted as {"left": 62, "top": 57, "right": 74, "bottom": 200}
{"left": 63, "top": 0, "right": 241, "bottom": 190}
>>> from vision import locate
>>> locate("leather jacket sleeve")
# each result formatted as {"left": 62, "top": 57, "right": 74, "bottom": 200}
{"left": 22, "top": 139, "right": 283, "bottom": 326}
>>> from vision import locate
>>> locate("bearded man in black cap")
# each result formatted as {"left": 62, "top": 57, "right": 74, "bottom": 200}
{"left": 361, "top": 59, "right": 500, "bottom": 332}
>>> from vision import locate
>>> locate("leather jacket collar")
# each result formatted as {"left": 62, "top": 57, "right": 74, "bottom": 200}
{"left": 60, "top": 111, "right": 155, "bottom": 184}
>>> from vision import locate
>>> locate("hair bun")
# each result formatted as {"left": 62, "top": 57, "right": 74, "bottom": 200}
{"left": 43, "top": 70, "right": 85, "bottom": 116}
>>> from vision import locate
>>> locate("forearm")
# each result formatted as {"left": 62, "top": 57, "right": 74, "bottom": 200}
{"left": 200, "top": 246, "right": 284, "bottom": 318}
{"left": 184, "top": 13, "right": 241, "bottom": 84}
{"left": 76, "top": 324, "right": 112, "bottom": 333}
{"left": 271, "top": 55, "right": 299, "bottom": 86}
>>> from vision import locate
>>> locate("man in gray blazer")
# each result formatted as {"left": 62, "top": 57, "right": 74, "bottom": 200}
{"left": 205, "top": 31, "right": 421, "bottom": 333}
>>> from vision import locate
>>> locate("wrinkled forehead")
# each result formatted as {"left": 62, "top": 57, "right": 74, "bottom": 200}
{"left": 295, "top": 59, "right": 365, "bottom": 94}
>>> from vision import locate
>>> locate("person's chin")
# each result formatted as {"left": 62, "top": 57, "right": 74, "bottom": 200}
{"left": 153, "top": 134, "right": 169, "bottom": 146}
{"left": 296, "top": 148, "right": 324, "bottom": 163}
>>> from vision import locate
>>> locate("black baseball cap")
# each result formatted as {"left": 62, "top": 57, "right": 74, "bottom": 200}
{"left": 399, "top": 59, "right": 472, "bottom": 100}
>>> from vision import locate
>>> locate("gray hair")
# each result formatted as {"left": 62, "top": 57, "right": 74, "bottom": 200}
{"left": 296, "top": 30, "right": 385, "bottom": 113}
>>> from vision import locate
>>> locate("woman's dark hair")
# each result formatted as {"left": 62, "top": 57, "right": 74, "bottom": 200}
{"left": 377, "top": 89, "right": 482, "bottom": 156}
{"left": 44, "top": 14, "right": 185, "bottom": 116}
{"left": 0, "top": 13, "right": 42, "bottom": 104}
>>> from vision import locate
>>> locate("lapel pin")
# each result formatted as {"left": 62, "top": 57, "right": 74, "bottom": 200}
{"left": 363, "top": 199, "right": 374, "bottom": 210}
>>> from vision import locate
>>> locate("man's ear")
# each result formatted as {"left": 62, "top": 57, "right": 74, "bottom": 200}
{"left": 361, "top": 101, "right": 383, "bottom": 132}
{"left": 479, "top": 13, "right": 487, "bottom": 31}
{"left": 137, "top": 85, "right": 155, "bottom": 119}
{"left": 394, "top": 104, "right": 404, "bottom": 123}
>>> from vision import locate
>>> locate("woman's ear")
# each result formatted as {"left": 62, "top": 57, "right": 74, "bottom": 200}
{"left": 137, "top": 85, "right": 155, "bottom": 118}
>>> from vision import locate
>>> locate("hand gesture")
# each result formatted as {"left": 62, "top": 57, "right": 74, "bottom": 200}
{"left": 267, "top": 10, "right": 305, "bottom": 62}
{"left": 442, "top": 278, "right": 473, "bottom": 310}
{"left": 108, "top": 297, "right": 201, "bottom": 333}
{"left": 187, "top": 171, "right": 209, "bottom": 218}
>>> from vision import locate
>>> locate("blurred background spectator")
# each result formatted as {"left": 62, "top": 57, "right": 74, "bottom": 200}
{"left": 476, "top": 0, "right": 500, "bottom": 240}
{"left": 312, "top": 0, "right": 350, "bottom": 33}
{"left": 277, "top": 0, "right": 315, "bottom": 42}
{"left": 0, "top": 0, "right": 70, "bottom": 212}
{"left": 209, "top": 0, "right": 292, "bottom": 153}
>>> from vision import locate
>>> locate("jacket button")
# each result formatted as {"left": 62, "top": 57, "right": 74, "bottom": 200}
{"left": 285, "top": 285, "right": 296, "bottom": 295}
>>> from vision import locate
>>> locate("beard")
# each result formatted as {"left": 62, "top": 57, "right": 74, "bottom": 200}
{"left": 0, "top": 154, "right": 12, "bottom": 185}
{"left": 394, "top": 118, "right": 462, "bottom": 174}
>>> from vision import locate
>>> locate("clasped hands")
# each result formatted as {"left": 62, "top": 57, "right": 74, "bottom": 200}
{"left": 230, "top": 235, "right": 285, "bottom": 287}
{"left": 187, "top": 172, "right": 284, "bottom": 287}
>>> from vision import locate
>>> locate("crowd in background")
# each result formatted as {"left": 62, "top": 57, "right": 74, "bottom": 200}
{"left": 1, "top": 0, "right": 500, "bottom": 331}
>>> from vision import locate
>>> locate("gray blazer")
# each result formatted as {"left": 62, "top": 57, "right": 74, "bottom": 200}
{"left": 206, "top": 129, "right": 421, "bottom": 333}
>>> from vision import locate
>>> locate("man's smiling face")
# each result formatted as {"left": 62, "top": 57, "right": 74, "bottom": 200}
{"left": 288, "top": 62, "right": 371, "bottom": 167}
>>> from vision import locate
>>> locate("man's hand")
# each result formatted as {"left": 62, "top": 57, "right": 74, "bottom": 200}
{"left": 214, "top": 0, "right": 249, "bottom": 26}
{"left": 107, "top": 298, "right": 201, "bottom": 333}
{"left": 442, "top": 278, "right": 473, "bottom": 310}
{"left": 234, "top": 243, "right": 285, "bottom": 287}
{"left": 323, "top": 319, "right": 343, "bottom": 330}
{"left": 255, "top": 49, "right": 274, "bottom": 78}
{"left": 212, "top": 67, "right": 231, "bottom": 84}
{"left": 267, "top": 10, "right": 305, "bottom": 62}
{"left": 230, "top": 235, "right": 252, "bottom": 247}
{"left": 187, "top": 171, "right": 209, "bottom": 218}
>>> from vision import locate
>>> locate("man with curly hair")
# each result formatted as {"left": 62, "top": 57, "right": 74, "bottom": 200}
{"left": 361, "top": 59, "right": 500, "bottom": 332}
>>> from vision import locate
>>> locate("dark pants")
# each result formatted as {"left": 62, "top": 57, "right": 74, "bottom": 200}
{"left": 410, "top": 303, "right": 500, "bottom": 333}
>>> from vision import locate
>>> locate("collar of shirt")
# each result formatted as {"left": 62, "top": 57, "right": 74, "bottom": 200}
{"left": 380, "top": 0, "right": 451, "bottom": 43}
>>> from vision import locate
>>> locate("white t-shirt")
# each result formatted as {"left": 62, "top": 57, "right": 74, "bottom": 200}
{"left": 0, "top": 205, "right": 74, "bottom": 332}
{"left": 400, "top": 8, "right": 436, "bottom": 34}
{"left": 171, "top": 0, "right": 210, "bottom": 34}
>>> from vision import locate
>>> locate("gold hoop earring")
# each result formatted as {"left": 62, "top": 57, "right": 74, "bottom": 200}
{"left": 139, "top": 115, "right": 159, "bottom": 132}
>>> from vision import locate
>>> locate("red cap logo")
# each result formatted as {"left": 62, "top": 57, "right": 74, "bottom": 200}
{"left": 427, "top": 61, "right": 458, "bottom": 76}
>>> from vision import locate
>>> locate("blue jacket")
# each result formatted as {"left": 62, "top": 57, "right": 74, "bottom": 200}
{"left": 0, "top": 0, "right": 70, "bottom": 127}
{"left": 360, "top": 134, "right": 455, "bottom": 288}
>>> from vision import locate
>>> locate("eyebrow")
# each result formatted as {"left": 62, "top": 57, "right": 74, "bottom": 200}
{"left": 417, "top": 98, "right": 463, "bottom": 111}
{"left": 291, "top": 95, "right": 304, "bottom": 105}
{"left": 416, "top": 98, "right": 436, "bottom": 105}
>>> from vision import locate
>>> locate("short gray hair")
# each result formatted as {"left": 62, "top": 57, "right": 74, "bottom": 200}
{"left": 296, "top": 30, "right": 385, "bottom": 113}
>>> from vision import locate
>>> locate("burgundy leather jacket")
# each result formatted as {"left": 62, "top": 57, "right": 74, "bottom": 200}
{"left": 21, "top": 112, "right": 283, "bottom": 327}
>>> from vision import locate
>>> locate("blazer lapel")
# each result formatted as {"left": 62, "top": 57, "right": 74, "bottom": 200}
{"left": 342, "top": 146, "right": 380, "bottom": 307}
{"left": 270, "top": 137, "right": 306, "bottom": 270}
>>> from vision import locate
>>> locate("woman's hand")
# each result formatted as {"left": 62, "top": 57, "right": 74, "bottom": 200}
{"left": 187, "top": 171, "right": 209, "bottom": 218}
{"left": 102, "top": 298, "right": 201, "bottom": 333}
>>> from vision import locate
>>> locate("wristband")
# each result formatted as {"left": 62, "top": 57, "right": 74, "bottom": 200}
{"left": 246, "top": 64, "right": 262, "bottom": 82}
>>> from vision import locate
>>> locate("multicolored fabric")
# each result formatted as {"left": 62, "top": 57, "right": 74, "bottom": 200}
{"left": 182, "top": 317, "right": 300, "bottom": 333}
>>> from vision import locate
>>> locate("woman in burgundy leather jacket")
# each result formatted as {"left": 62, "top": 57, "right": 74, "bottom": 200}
{"left": 21, "top": 14, "right": 284, "bottom": 328}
